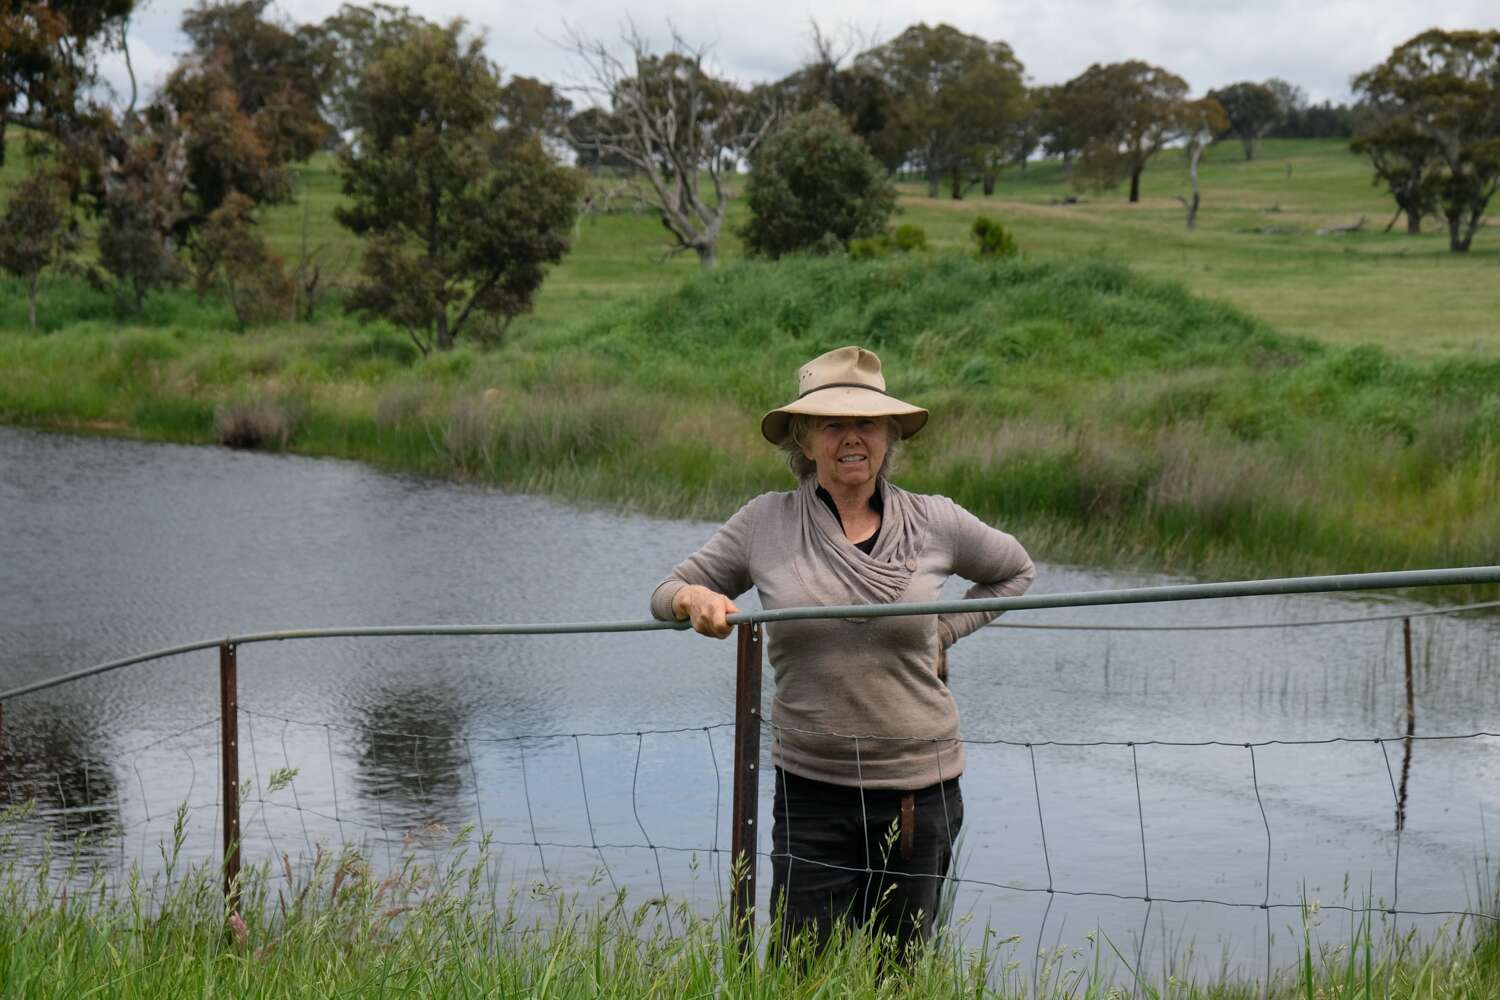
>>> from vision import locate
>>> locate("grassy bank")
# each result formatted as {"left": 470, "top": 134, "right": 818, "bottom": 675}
{"left": 5, "top": 814, "right": 1499, "bottom": 999}
{"left": 2, "top": 254, "right": 1497, "bottom": 579}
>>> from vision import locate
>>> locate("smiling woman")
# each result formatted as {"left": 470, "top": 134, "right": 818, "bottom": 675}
{"left": 648, "top": 345, "right": 1035, "bottom": 957}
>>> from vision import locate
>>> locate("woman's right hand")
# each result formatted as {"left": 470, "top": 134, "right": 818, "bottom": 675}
{"left": 672, "top": 585, "right": 741, "bottom": 639}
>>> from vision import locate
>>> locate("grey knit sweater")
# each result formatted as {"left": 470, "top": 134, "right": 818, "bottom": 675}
{"left": 650, "top": 478, "right": 1035, "bottom": 789}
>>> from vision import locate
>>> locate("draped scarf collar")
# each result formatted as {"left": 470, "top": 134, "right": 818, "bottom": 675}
{"left": 792, "top": 477, "right": 929, "bottom": 610}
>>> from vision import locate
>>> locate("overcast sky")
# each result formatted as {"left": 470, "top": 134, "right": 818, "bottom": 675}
{"left": 101, "top": 1, "right": 1500, "bottom": 110}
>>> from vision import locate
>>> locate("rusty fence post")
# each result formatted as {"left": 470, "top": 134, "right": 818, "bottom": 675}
{"left": 730, "top": 622, "right": 764, "bottom": 941}
{"left": 1396, "top": 617, "right": 1415, "bottom": 833}
{"left": 219, "top": 641, "right": 242, "bottom": 912}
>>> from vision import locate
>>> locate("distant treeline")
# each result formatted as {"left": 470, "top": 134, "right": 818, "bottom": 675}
{"left": 1269, "top": 101, "right": 1355, "bottom": 139}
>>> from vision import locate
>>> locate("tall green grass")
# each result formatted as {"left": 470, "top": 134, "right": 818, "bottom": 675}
{"left": 4, "top": 801, "right": 1500, "bottom": 998}
{"left": 2, "top": 254, "right": 1497, "bottom": 579}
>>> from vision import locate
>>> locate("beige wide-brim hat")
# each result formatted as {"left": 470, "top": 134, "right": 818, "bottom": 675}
{"left": 760, "top": 346, "right": 929, "bottom": 446}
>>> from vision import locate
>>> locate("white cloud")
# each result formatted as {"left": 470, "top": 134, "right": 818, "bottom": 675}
{"left": 114, "top": 0, "right": 1499, "bottom": 108}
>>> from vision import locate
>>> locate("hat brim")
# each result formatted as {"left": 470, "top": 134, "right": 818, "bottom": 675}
{"left": 761, "top": 386, "right": 928, "bottom": 445}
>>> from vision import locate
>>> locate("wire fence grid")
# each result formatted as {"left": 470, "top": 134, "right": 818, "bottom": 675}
{"left": 2, "top": 570, "right": 1500, "bottom": 994}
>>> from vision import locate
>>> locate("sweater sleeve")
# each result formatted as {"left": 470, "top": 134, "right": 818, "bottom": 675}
{"left": 935, "top": 498, "right": 1035, "bottom": 649}
{"left": 649, "top": 496, "right": 760, "bottom": 621}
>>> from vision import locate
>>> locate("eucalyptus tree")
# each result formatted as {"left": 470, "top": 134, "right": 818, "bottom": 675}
{"left": 1208, "top": 81, "right": 1280, "bottom": 161}
{"left": 0, "top": 0, "right": 135, "bottom": 164}
{"left": 854, "top": 23, "right": 1026, "bottom": 199}
{"left": 179, "top": 0, "right": 330, "bottom": 164}
{"left": 1050, "top": 60, "right": 1190, "bottom": 203}
{"left": 336, "top": 20, "right": 582, "bottom": 352}
{"left": 1353, "top": 29, "right": 1500, "bottom": 252}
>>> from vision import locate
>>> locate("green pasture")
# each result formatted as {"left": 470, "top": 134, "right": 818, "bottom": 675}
{"left": 240, "top": 136, "right": 1500, "bottom": 357}
{"left": 895, "top": 139, "right": 1500, "bottom": 356}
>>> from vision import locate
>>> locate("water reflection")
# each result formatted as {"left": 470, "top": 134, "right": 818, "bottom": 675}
{"left": 1, "top": 699, "right": 118, "bottom": 848}
{"left": 352, "top": 681, "right": 470, "bottom": 824}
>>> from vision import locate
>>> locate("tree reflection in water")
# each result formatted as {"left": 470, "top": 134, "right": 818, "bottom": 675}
{"left": 351, "top": 682, "right": 471, "bottom": 835}
{"left": 1, "top": 698, "right": 120, "bottom": 857}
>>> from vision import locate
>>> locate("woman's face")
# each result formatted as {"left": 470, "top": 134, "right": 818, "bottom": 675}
{"left": 803, "top": 416, "right": 889, "bottom": 494}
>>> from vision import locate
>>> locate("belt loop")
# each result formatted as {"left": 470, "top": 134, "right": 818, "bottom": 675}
{"left": 900, "top": 793, "right": 915, "bottom": 862}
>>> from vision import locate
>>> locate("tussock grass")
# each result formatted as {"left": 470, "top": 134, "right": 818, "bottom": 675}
{"left": 214, "top": 398, "right": 300, "bottom": 450}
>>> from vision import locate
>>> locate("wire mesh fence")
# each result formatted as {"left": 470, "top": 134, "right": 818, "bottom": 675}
{"left": 3, "top": 569, "right": 1500, "bottom": 992}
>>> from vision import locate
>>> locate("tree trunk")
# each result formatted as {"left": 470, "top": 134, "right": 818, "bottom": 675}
{"left": 1241, "top": 135, "right": 1254, "bottom": 161}
{"left": 1447, "top": 217, "right": 1467, "bottom": 252}
{"left": 982, "top": 169, "right": 997, "bottom": 196}
{"left": 1405, "top": 208, "right": 1421, "bottom": 235}
{"left": 436, "top": 309, "right": 453, "bottom": 350}
{"left": 27, "top": 272, "right": 39, "bottom": 329}
{"left": 1129, "top": 169, "right": 1142, "bottom": 204}
{"left": 1467, "top": 207, "right": 1489, "bottom": 251}
{"left": 950, "top": 165, "right": 963, "bottom": 200}
{"left": 224, "top": 276, "right": 245, "bottom": 333}
{"left": 695, "top": 241, "right": 718, "bottom": 269}
{"left": 1184, "top": 145, "right": 1203, "bottom": 231}
{"left": 1447, "top": 213, "right": 1470, "bottom": 253}
{"left": 926, "top": 169, "right": 940, "bottom": 199}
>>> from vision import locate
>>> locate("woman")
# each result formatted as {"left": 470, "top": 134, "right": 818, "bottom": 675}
{"left": 650, "top": 345, "right": 1035, "bottom": 955}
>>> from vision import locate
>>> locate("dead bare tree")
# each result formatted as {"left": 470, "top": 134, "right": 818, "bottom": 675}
{"left": 1173, "top": 98, "right": 1228, "bottom": 232}
{"left": 565, "top": 24, "right": 777, "bottom": 267}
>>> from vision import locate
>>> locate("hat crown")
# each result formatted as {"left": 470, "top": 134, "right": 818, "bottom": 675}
{"left": 797, "top": 346, "right": 886, "bottom": 397}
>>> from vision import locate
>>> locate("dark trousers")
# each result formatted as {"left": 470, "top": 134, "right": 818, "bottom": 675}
{"left": 769, "top": 767, "right": 963, "bottom": 957}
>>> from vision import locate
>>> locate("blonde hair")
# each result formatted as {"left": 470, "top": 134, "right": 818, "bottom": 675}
{"left": 777, "top": 414, "right": 905, "bottom": 481}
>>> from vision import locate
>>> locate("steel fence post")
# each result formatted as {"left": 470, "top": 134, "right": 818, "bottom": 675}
{"left": 219, "top": 641, "right": 242, "bottom": 912}
{"left": 730, "top": 622, "right": 763, "bottom": 943}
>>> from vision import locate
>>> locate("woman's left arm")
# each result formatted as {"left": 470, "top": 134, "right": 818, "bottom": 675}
{"left": 936, "top": 500, "right": 1036, "bottom": 650}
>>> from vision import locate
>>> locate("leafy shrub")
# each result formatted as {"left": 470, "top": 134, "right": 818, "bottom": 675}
{"left": 740, "top": 105, "right": 896, "bottom": 258}
{"left": 971, "top": 216, "right": 1019, "bottom": 258}
{"left": 849, "top": 224, "right": 928, "bottom": 260}
{"left": 891, "top": 225, "right": 928, "bottom": 253}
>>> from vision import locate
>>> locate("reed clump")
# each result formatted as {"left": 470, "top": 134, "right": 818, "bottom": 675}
{"left": 214, "top": 397, "right": 302, "bottom": 450}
